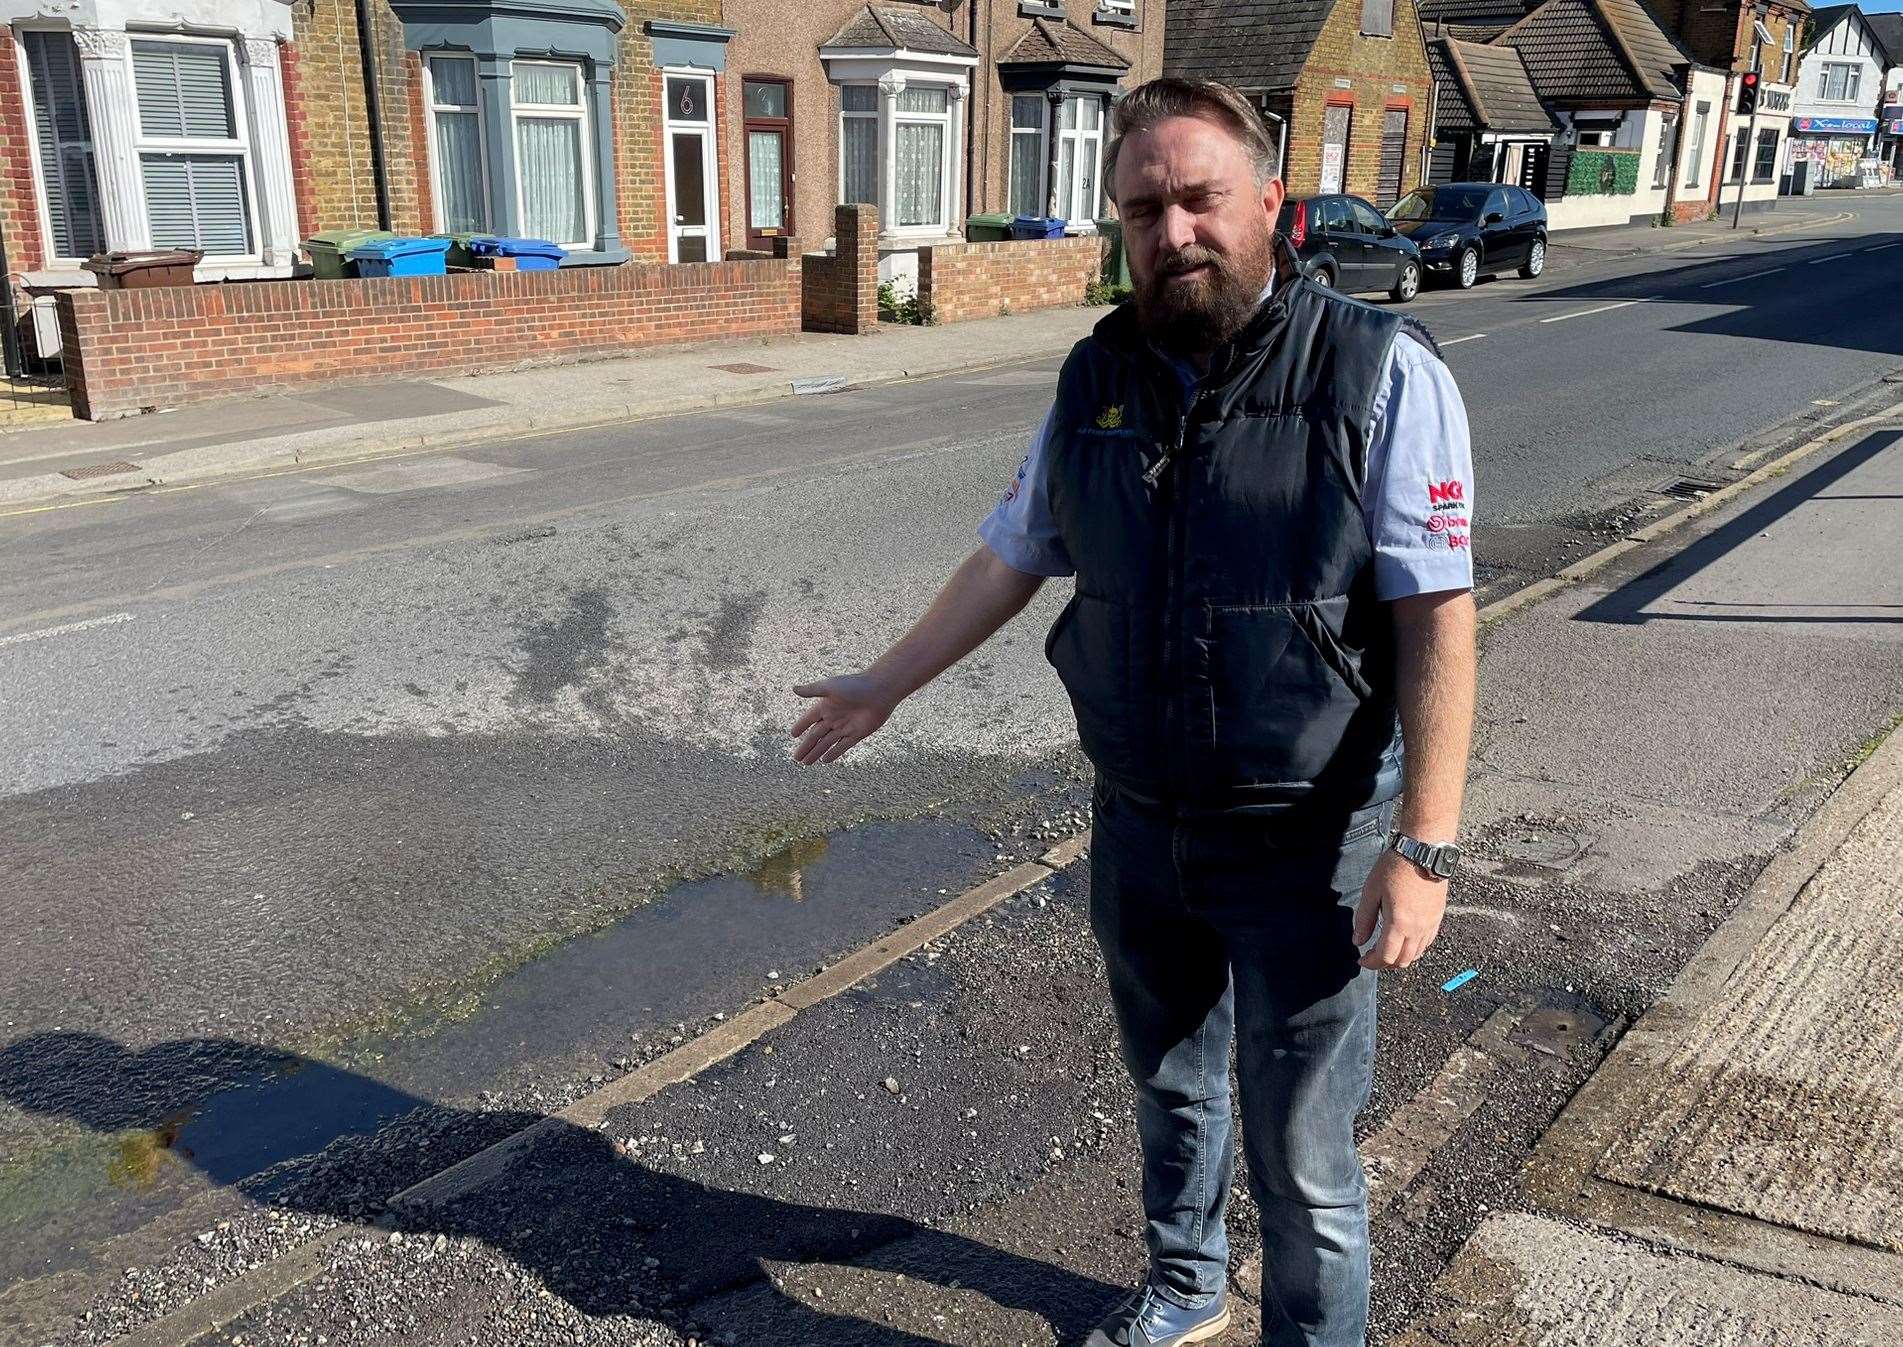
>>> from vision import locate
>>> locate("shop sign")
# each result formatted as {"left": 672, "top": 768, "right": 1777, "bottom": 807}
{"left": 1793, "top": 116, "right": 1878, "bottom": 134}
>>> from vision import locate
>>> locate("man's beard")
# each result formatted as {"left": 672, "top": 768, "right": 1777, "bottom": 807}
{"left": 1134, "top": 227, "right": 1274, "bottom": 357}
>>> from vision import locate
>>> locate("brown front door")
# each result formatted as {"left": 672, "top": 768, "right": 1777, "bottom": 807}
{"left": 743, "top": 77, "right": 793, "bottom": 250}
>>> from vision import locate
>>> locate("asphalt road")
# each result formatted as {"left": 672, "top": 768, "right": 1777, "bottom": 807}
{"left": 3, "top": 195, "right": 1903, "bottom": 1338}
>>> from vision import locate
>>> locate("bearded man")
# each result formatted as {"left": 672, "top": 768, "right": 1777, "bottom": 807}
{"left": 791, "top": 77, "right": 1478, "bottom": 1347}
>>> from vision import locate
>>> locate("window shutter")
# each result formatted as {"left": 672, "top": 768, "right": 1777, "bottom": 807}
{"left": 24, "top": 31, "right": 105, "bottom": 259}
{"left": 142, "top": 154, "right": 251, "bottom": 253}
{"left": 133, "top": 41, "right": 236, "bottom": 139}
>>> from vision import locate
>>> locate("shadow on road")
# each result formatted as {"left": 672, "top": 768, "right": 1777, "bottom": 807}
{"left": 0, "top": 1030, "right": 1117, "bottom": 1344}
{"left": 1509, "top": 231, "right": 1903, "bottom": 358}
{"left": 1574, "top": 429, "right": 1901, "bottom": 626}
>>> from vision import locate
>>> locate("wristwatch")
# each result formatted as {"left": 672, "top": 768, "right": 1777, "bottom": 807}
{"left": 1388, "top": 831, "right": 1462, "bottom": 880}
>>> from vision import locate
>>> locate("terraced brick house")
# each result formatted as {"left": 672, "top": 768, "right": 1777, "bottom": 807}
{"left": 1165, "top": 0, "right": 1436, "bottom": 209}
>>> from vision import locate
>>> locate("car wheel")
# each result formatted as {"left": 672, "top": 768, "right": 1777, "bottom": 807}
{"left": 1520, "top": 237, "right": 1546, "bottom": 279}
{"left": 1390, "top": 260, "right": 1421, "bottom": 303}
{"left": 1457, "top": 247, "right": 1480, "bottom": 289}
{"left": 1311, "top": 264, "right": 1335, "bottom": 289}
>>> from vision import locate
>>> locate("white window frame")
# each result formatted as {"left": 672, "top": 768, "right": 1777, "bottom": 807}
{"left": 1007, "top": 93, "right": 1048, "bottom": 216}
{"left": 128, "top": 32, "right": 262, "bottom": 262}
{"left": 837, "top": 82, "right": 879, "bottom": 208}
{"left": 509, "top": 58, "right": 595, "bottom": 253}
{"left": 891, "top": 80, "right": 955, "bottom": 233}
{"left": 1781, "top": 22, "right": 1795, "bottom": 84}
{"left": 14, "top": 26, "right": 102, "bottom": 267}
{"left": 1097, "top": 0, "right": 1136, "bottom": 15}
{"left": 1055, "top": 93, "right": 1106, "bottom": 223}
{"left": 422, "top": 52, "right": 491, "bottom": 235}
{"left": 1820, "top": 61, "right": 1861, "bottom": 103}
{"left": 660, "top": 66, "right": 720, "bottom": 263}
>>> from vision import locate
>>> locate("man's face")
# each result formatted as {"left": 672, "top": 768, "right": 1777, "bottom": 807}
{"left": 1112, "top": 114, "right": 1284, "bottom": 356}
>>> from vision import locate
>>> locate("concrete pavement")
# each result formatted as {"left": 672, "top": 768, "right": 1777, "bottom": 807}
{"left": 1396, "top": 727, "right": 1903, "bottom": 1346}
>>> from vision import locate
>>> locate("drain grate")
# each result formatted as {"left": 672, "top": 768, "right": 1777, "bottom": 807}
{"left": 1658, "top": 477, "right": 1724, "bottom": 501}
{"left": 60, "top": 460, "right": 142, "bottom": 481}
{"left": 710, "top": 362, "right": 777, "bottom": 375}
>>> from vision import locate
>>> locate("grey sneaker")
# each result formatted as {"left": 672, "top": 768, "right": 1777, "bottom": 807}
{"left": 1082, "top": 1283, "right": 1231, "bottom": 1346}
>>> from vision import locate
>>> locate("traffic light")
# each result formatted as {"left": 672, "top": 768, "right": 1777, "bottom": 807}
{"left": 1737, "top": 70, "right": 1760, "bottom": 116}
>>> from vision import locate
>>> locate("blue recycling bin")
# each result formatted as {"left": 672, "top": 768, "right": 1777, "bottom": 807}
{"left": 469, "top": 236, "right": 568, "bottom": 271}
{"left": 1009, "top": 215, "right": 1068, "bottom": 240}
{"left": 346, "top": 236, "right": 452, "bottom": 277}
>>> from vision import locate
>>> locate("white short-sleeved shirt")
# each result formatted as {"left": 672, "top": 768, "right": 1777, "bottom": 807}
{"left": 978, "top": 330, "right": 1475, "bottom": 600}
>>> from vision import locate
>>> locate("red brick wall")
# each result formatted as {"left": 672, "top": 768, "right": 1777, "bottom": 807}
{"left": 801, "top": 204, "right": 879, "bottom": 334}
{"left": 404, "top": 54, "right": 436, "bottom": 235}
{"left": 917, "top": 236, "right": 1103, "bottom": 325}
{"left": 1284, "top": 0, "right": 1433, "bottom": 201}
{"left": 0, "top": 29, "right": 47, "bottom": 276}
{"left": 58, "top": 258, "right": 802, "bottom": 419}
{"left": 280, "top": 37, "right": 319, "bottom": 245}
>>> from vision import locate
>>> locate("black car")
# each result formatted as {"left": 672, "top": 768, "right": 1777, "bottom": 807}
{"left": 1276, "top": 193, "right": 1423, "bottom": 302}
{"left": 1387, "top": 183, "right": 1548, "bottom": 289}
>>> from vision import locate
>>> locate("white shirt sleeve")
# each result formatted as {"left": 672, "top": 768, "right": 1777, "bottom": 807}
{"left": 977, "top": 405, "right": 1077, "bottom": 577}
{"left": 1364, "top": 332, "right": 1476, "bottom": 601}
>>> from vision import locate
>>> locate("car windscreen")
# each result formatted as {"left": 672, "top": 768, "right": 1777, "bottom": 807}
{"left": 1389, "top": 187, "right": 1490, "bottom": 221}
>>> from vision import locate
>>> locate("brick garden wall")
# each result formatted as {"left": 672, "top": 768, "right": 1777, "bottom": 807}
{"left": 801, "top": 205, "right": 878, "bottom": 334}
{"left": 917, "top": 236, "right": 1102, "bottom": 325}
{"left": 58, "top": 258, "right": 802, "bottom": 419}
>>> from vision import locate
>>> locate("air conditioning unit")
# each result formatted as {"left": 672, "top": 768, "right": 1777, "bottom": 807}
{"left": 29, "top": 294, "right": 61, "bottom": 358}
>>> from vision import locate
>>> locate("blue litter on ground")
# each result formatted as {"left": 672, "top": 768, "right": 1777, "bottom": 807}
{"left": 1441, "top": 969, "right": 1479, "bottom": 993}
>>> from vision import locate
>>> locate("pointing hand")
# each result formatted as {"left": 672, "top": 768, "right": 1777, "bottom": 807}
{"left": 790, "top": 673, "right": 898, "bottom": 765}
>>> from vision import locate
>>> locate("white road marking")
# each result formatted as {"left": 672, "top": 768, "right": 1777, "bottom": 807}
{"left": 0, "top": 611, "right": 135, "bottom": 647}
{"left": 1806, "top": 251, "right": 1855, "bottom": 265}
{"left": 1539, "top": 299, "right": 1649, "bottom": 324}
{"left": 1863, "top": 242, "right": 1902, "bottom": 252}
{"left": 1699, "top": 267, "right": 1786, "bottom": 288}
{"left": 1440, "top": 334, "right": 1488, "bottom": 346}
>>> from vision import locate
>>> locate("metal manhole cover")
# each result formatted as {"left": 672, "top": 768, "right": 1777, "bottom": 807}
{"left": 1510, "top": 1001, "right": 1612, "bottom": 1060}
{"left": 60, "top": 460, "right": 143, "bottom": 481}
{"left": 710, "top": 362, "right": 777, "bottom": 375}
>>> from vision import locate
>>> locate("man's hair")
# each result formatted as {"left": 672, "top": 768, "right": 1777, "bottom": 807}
{"left": 1102, "top": 77, "right": 1279, "bottom": 205}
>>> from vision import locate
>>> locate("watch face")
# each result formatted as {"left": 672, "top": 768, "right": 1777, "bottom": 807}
{"left": 1432, "top": 845, "right": 1462, "bottom": 878}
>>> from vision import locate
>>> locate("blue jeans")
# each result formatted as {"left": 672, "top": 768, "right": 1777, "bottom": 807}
{"left": 1088, "top": 780, "right": 1392, "bottom": 1347}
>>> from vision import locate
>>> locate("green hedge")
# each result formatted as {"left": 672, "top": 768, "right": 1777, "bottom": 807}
{"left": 1566, "top": 148, "right": 1642, "bottom": 197}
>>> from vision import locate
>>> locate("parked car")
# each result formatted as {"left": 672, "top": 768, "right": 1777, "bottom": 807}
{"left": 1276, "top": 193, "right": 1423, "bottom": 302}
{"left": 1386, "top": 183, "right": 1547, "bottom": 289}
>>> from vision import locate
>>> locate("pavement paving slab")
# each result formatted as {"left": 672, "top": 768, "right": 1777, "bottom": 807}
{"left": 1594, "top": 781, "right": 1903, "bottom": 1253}
{"left": 1391, "top": 1212, "right": 1903, "bottom": 1347}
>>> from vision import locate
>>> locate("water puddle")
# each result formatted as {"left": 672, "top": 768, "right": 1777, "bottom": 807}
{"left": 0, "top": 813, "right": 1003, "bottom": 1289}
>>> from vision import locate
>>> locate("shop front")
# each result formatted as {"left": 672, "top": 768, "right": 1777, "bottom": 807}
{"left": 1788, "top": 115, "right": 1878, "bottom": 189}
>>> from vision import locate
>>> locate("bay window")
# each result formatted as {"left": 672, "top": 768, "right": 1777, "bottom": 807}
{"left": 425, "top": 54, "right": 486, "bottom": 233}
{"left": 841, "top": 84, "right": 878, "bottom": 206}
{"left": 894, "top": 85, "right": 950, "bottom": 229}
{"left": 1008, "top": 94, "right": 1045, "bottom": 216}
{"left": 132, "top": 38, "right": 255, "bottom": 256}
{"left": 395, "top": 0, "right": 629, "bottom": 264}
{"left": 511, "top": 61, "right": 590, "bottom": 248}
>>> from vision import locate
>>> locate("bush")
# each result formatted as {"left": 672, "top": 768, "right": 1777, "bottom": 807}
{"left": 1085, "top": 279, "right": 1133, "bottom": 306}
{"left": 878, "top": 279, "right": 932, "bottom": 325}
